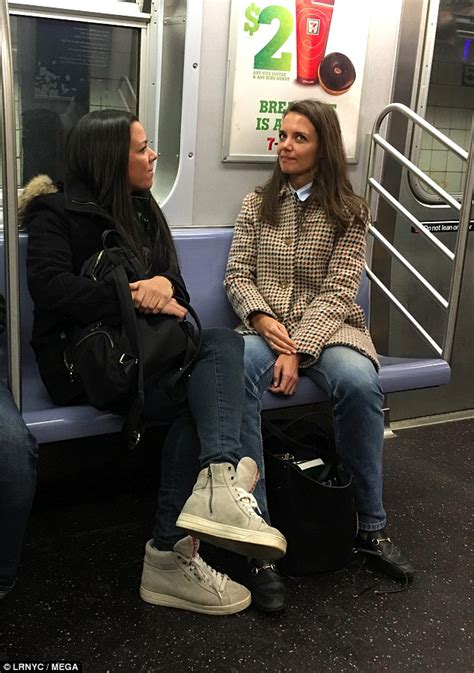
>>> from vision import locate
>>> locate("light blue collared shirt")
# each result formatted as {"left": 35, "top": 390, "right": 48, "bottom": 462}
{"left": 288, "top": 181, "right": 312, "bottom": 202}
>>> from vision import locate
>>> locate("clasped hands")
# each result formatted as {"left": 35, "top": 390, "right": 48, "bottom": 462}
{"left": 129, "top": 276, "right": 187, "bottom": 320}
{"left": 250, "top": 313, "right": 302, "bottom": 396}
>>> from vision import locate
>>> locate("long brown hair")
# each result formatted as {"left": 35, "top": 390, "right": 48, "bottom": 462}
{"left": 258, "top": 100, "right": 368, "bottom": 231}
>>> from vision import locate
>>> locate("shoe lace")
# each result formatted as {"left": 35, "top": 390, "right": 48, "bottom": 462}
{"left": 179, "top": 553, "right": 228, "bottom": 596}
{"left": 234, "top": 487, "right": 263, "bottom": 518}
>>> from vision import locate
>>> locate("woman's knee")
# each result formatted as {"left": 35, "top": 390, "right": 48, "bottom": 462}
{"left": 321, "top": 347, "right": 382, "bottom": 401}
{"left": 243, "top": 335, "right": 273, "bottom": 366}
{"left": 0, "top": 433, "right": 38, "bottom": 482}
{"left": 0, "top": 415, "right": 38, "bottom": 470}
{"left": 243, "top": 335, "right": 275, "bottom": 392}
{"left": 201, "top": 327, "right": 244, "bottom": 355}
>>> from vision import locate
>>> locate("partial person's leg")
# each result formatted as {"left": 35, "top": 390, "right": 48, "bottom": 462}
{"left": 303, "top": 346, "right": 414, "bottom": 579}
{"left": 150, "top": 413, "right": 201, "bottom": 552}
{"left": 176, "top": 329, "right": 286, "bottom": 560}
{"left": 145, "top": 328, "right": 247, "bottom": 551}
{"left": 239, "top": 335, "right": 286, "bottom": 612}
{"left": 142, "top": 378, "right": 251, "bottom": 614}
{"left": 239, "top": 334, "right": 277, "bottom": 522}
{"left": 303, "top": 346, "right": 386, "bottom": 531}
{"left": 186, "top": 328, "right": 246, "bottom": 467}
{"left": 0, "top": 383, "right": 38, "bottom": 597}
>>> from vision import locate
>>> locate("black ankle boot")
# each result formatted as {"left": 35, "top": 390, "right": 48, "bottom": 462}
{"left": 356, "top": 529, "right": 415, "bottom": 581}
{"left": 247, "top": 559, "right": 287, "bottom": 612}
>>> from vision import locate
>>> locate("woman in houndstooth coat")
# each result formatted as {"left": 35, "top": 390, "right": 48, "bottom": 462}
{"left": 225, "top": 100, "right": 414, "bottom": 606}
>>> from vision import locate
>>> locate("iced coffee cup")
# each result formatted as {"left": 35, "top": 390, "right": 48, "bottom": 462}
{"left": 295, "top": 0, "right": 335, "bottom": 85}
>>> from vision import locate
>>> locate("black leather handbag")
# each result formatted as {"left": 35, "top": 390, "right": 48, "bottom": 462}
{"left": 263, "top": 413, "right": 357, "bottom": 576}
{"left": 64, "top": 230, "right": 201, "bottom": 447}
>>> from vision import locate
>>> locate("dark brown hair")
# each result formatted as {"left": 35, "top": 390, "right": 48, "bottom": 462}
{"left": 258, "top": 100, "right": 368, "bottom": 231}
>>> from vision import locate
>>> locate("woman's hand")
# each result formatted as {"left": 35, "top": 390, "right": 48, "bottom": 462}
{"left": 160, "top": 298, "right": 188, "bottom": 321}
{"left": 129, "top": 276, "right": 173, "bottom": 313}
{"left": 250, "top": 313, "right": 297, "bottom": 355}
{"left": 269, "top": 354, "right": 300, "bottom": 396}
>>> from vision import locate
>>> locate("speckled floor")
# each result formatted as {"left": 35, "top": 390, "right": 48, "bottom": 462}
{"left": 0, "top": 418, "right": 472, "bottom": 673}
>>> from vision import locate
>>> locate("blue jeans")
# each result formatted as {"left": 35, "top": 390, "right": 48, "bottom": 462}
{"left": 0, "top": 381, "right": 39, "bottom": 590}
{"left": 241, "top": 335, "right": 387, "bottom": 532}
{"left": 145, "top": 328, "right": 268, "bottom": 550}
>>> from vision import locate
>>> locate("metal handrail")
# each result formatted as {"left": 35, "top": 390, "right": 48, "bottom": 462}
{"left": 367, "top": 178, "right": 454, "bottom": 261}
{"left": 372, "top": 134, "right": 462, "bottom": 212}
{"left": 365, "top": 267, "right": 443, "bottom": 356}
{"left": 364, "top": 102, "right": 473, "bottom": 363}
{"left": 369, "top": 225, "right": 448, "bottom": 310}
{"left": 0, "top": 0, "right": 22, "bottom": 407}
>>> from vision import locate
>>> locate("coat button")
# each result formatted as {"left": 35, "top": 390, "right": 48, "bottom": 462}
{"left": 284, "top": 237, "right": 293, "bottom": 246}
{"left": 280, "top": 281, "right": 289, "bottom": 289}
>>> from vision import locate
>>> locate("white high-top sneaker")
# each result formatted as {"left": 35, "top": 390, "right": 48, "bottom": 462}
{"left": 139, "top": 536, "right": 251, "bottom": 615}
{"left": 176, "top": 457, "right": 287, "bottom": 560}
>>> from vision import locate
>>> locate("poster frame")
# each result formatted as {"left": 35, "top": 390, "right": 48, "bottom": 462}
{"left": 222, "top": 0, "right": 370, "bottom": 164}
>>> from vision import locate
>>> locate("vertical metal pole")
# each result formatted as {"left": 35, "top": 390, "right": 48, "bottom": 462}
{"left": 364, "top": 130, "right": 376, "bottom": 204}
{"left": 0, "top": 0, "right": 22, "bottom": 407}
{"left": 443, "top": 117, "right": 474, "bottom": 362}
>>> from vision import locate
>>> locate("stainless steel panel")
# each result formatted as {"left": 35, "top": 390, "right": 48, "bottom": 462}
{"left": 0, "top": 0, "right": 22, "bottom": 406}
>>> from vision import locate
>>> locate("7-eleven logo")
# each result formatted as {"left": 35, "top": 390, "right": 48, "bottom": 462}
{"left": 307, "top": 18, "right": 320, "bottom": 35}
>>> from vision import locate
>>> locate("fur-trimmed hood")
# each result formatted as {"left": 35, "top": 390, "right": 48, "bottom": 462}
{"left": 18, "top": 175, "right": 58, "bottom": 227}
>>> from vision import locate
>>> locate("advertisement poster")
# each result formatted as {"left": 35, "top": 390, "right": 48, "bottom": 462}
{"left": 223, "top": 0, "right": 371, "bottom": 162}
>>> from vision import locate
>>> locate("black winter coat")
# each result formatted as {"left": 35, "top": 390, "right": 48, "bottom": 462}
{"left": 25, "top": 178, "right": 188, "bottom": 405}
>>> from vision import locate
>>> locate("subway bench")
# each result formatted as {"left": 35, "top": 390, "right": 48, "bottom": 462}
{"left": 6, "top": 230, "right": 451, "bottom": 444}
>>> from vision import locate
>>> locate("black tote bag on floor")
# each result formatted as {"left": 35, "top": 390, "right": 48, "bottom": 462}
{"left": 263, "top": 413, "right": 358, "bottom": 576}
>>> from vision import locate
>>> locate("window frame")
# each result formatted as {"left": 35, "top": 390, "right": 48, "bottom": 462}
{"left": 409, "top": 0, "right": 473, "bottom": 206}
{"left": 8, "top": 1, "right": 150, "bottom": 27}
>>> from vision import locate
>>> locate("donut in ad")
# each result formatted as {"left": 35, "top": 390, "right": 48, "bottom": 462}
{"left": 318, "top": 52, "right": 356, "bottom": 95}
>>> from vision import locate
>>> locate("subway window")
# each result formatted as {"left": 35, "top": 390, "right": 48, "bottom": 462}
{"left": 11, "top": 14, "right": 140, "bottom": 186}
{"left": 415, "top": 0, "right": 473, "bottom": 200}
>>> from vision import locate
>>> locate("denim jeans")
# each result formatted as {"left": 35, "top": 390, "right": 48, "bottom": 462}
{"left": 145, "top": 328, "right": 268, "bottom": 551}
{"left": 241, "top": 335, "right": 387, "bottom": 532}
{"left": 0, "top": 381, "right": 39, "bottom": 590}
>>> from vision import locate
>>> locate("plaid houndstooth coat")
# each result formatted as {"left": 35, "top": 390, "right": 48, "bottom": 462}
{"left": 224, "top": 187, "right": 379, "bottom": 370}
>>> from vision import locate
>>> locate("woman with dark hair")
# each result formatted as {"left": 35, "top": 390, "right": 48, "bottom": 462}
{"left": 225, "top": 100, "right": 415, "bottom": 597}
{"left": 24, "top": 109, "right": 286, "bottom": 615}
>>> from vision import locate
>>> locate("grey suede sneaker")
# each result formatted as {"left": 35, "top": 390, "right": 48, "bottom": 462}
{"left": 139, "top": 537, "right": 251, "bottom": 615}
{"left": 176, "top": 457, "right": 287, "bottom": 560}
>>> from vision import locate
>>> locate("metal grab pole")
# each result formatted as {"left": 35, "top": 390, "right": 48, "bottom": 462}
{"left": 0, "top": 0, "right": 22, "bottom": 407}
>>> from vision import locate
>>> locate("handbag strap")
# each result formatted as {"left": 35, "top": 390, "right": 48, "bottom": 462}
{"left": 102, "top": 229, "right": 145, "bottom": 279}
{"left": 159, "top": 298, "right": 203, "bottom": 400}
{"left": 112, "top": 264, "right": 145, "bottom": 450}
